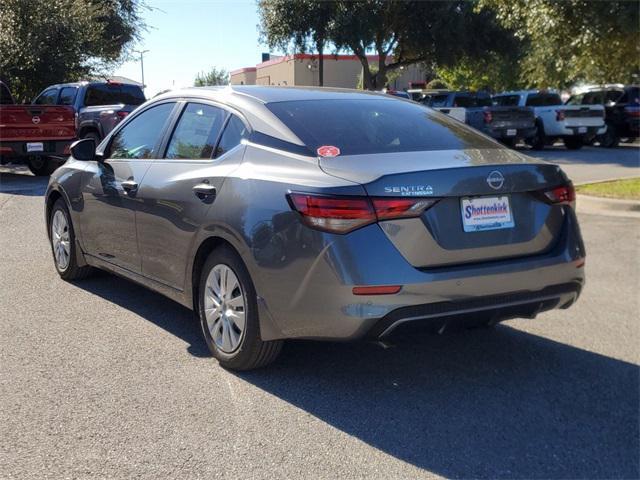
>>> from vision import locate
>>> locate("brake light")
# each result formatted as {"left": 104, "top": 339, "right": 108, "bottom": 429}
{"left": 288, "top": 193, "right": 438, "bottom": 233}
{"left": 483, "top": 109, "right": 493, "bottom": 123}
{"left": 624, "top": 106, "right": 640, "bottom": 118}
{"left": 542, "top": 183, "right": 576, "bottom": 205}
{"left": 556, "top": 109, "right": 566, "bottom": 121}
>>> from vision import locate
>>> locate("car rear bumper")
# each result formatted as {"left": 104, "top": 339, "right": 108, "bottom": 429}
{"left": 484, "top": 127, "right": 537, "bottom": 140}
{"left": 255, "top": 209, "right": 586, "bottom": 341}
{"left": 0, "top": 139, "right": 74, "bottom": 163}
{"left": 558, "top": 125, "right": 606, "bottom": 137}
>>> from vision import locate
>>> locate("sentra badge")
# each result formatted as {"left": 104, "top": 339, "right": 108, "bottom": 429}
{"left": 384, "top": 185, "right": 433, "bottom": 196}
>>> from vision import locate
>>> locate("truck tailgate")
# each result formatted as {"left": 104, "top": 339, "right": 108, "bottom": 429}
{"left": 562, "top": 106, "right": 605, "bottom": 128}
{"left": 0, "top": 105, "right": 76, "bottom": 141}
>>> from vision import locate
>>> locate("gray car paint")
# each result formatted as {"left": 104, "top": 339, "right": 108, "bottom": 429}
{"left": 45, "top": 86, "right": 585, "bottom": 342}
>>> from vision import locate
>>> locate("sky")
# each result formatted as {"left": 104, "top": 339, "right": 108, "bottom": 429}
{"left": 113, "top": 0, "right": 274, "bottom": 97}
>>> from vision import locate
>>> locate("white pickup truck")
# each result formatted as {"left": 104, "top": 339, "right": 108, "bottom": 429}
{"left": 492, "top": 90, "right": 606, "bottom": 150}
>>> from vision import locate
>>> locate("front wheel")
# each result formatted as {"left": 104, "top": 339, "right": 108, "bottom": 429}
{"left": 49, "top": 199, "right": 92, "bottom": 280}
{"left": 198, "top": 246, "right": 283, "bottom": 370}
{"left": 563, "top": 137, "right": 583, "bottom": 150}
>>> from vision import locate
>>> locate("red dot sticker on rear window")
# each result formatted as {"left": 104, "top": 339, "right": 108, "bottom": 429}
{"left": 317, "top": 145, "right": 341, "bottom": 157}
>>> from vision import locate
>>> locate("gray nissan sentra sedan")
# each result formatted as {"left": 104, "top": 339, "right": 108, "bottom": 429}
{"left": 45, "top": 86, "right": 585, "bottom": 370}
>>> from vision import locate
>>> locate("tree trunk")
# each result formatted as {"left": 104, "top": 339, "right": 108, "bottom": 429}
{"left": 355, "top": 52, "right": 374, "bottom": 90}
{"left": 317, "top": 39, "right": 324, "bottom": 87}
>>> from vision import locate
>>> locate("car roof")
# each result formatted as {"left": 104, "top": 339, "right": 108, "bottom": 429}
{"left": 494, "top": 90, "right": 560, "bottom": 96}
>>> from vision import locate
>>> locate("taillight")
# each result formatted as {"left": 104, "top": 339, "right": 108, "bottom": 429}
{"left": 116, "top": 111, "right": 129, "bottom": 121}
{"left": 624, "top": 106, "right": 640, "bottom": 118}
{"left": 483, "top": 109, "right": 493, "bottom": 124}
{"left": 556, "top": 109, "right": 566, "bottom": 121}
{"left": 541, "top": 183, "right": 576, "bottom": 205}
{"left": 288, "top": 193, "right": 438, "bottom": 233}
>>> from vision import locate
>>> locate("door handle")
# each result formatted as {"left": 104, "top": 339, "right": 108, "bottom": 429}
{"left": 193, "top": 183, "right": 217, "bottom": 201}
{"left": 121, "top": 180, "right": 138, "bottom": 195}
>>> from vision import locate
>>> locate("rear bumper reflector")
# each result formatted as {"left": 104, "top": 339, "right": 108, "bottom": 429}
{"left": 353, "top": 285, "right": 402, "bottom": 295}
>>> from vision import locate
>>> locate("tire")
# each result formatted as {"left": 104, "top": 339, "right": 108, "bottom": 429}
{"left": 563, "top": 137, "right": 583, "bottom": 150}
{"left": 500, "top": 138, "right": 517, "bottom": 149}
{"left": 198, "top": 246, "right": 283, "bottom": 370}
{"left": 28, "top": 156, "right": 58, "bottom": 176}
{"left": 598, "top": 124, "right": 619, "bottom": 148}
{"left": 49, "top": 199, "right": 92, "bottom": 281}
{"left": 526, "top": 123, "right": 546, "bottom": 150}
{"left": 82, "top": 130, "right": 101, "bottom": 144}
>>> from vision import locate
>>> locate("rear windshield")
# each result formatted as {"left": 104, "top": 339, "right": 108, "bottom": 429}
{"left": 493, "top": 95, "right": 521, "bottom": 106}
{"left": 525, "top": 93, "right": 562, "bottom": 107}
{"left": 84, "top": 83, "right": 145, "bottom": 107}
{"left": 266, "top": 98, "right": 498, "bottom": 156}
{"left": 0, "top": 82, "right": 13, "bottom": 104}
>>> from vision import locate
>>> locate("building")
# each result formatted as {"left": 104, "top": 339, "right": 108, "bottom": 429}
{"left": 230, "top": 54, "right": 426, "bottom": 90}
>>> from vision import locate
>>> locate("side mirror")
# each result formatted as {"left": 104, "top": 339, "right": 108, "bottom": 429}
{"left": 70, "top": 138, "right": 96, "bottom": 161}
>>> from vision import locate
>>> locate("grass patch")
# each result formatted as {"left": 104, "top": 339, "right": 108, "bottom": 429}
{"left": 576, "top": 178, "right": 640, "bottom": 200}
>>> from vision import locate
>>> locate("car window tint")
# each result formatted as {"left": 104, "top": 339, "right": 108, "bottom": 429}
{"left": 166, "top": 103, "right": 226, "bottom": 159}
{"left": 34, "top": 89, "right": 58, "bottom": 105}
{"left": 565, "top": 94, "right": 583, "bottom": 105}
{"left": 582, "top": 91, "right": 604, "bottom": 105}
{"left": 109, "top": 103, "right": 175, "bottom": 159}
{"left": 476, "top": 95, "right": 492, "bottom": 107}
{"left": 453, "top": 95, "right": 475, "bottom": 108}
{"left": 525, "top": 93, "right": 562, "bottom": 107}
{"left": 84, "top": 83, "right": 146, "bottom": 106}
{"left": 429, "top": 94, "right": 449, "bottom": 107}
{"left": 0, "top": 83, "right": 13, "bottom": 104}
{"left": 493, "top": 95, "right": 520, "bottom": 106}
{"left": 605, "top": 90, "right": 623, "bottom": 104}
{"left": 621, "top": 87, "right": 640, "bottom": 104}
{"left": 267, "top": 98, "right": 499, "bottom": 156}
{"left": 59, "top": 87, "right": 77, "bottom": 106}
{"left": 215, "top": 115, "right": 248, "bottom": 158}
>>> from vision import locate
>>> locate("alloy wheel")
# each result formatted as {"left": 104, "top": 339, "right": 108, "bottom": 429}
{"left": 51, "top": 210, "right": 70, "bottom": 271}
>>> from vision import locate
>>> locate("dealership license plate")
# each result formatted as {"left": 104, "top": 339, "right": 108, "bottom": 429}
{"left": 461, "top": 196, "right": 515, "bottom": 232}
{"left": 578, "top": 127, "right": 587, "bottom": 134}
{"left": 506, "top": 129, "right": 517, "bottom": 136}
{"left": 26, "top": 142, "right": 43, "bottom": 152}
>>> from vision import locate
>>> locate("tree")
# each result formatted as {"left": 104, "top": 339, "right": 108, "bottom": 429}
{"left": 0, "top": 0, "right": 145, "bottom": 102}
{"left": 436, "top": 52, "right": 523, "bottom": 92}
{"left": 194, "top": 67, "right": 229, "bottom": 86}
{"left": 478, "top": 0, "right": 640, "bottom": 87}
{"left": 426, "top": 78, "right": 450, "bottom": 90}
{"left": 259, "top": 0, "right": 337, "bottom": 86}
{"left": 329, "top": 0, "right": 519, "bottom": 90}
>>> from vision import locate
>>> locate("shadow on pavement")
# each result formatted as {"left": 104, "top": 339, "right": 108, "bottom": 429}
{"left": 0, "top": 165, "right": 48, "bottom": 196}
{"left": 72, "top": 269, "right": 638, "bottom": 479}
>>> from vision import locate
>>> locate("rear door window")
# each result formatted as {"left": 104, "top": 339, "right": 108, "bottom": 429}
{"left": 215, "top": 115, "right": 249, "bottom": 158}
{"left": 581, "top": 91, "right": 605, "bottom": 105}
{"left": 525, "top": 93, "right": 562, "bottom": 106}
{"left": 0, "top": 83, "right": 13, "bottom": 104}
{"left": 108, "top": 103, "right": 175, "bottom": 159}
{"left": 266, "top": 98, "right": 498, "bottom": 155}
{"left": 84, "top": 83, "right": 146, "bottom": 107}
{"left": 33, "top": 89, "right": 58, "bottom": 105}
{"left": 165, "top": 103, "right": 226, "bottom": 160}
{"left": 428, "top": 94, "right": 450, "bottom": 107}
{"left": 59, "top": 87, "right": 78, "bottom": 106}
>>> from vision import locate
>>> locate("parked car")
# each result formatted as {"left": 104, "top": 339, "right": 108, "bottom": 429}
{"left": 0, "top": 81, "right": 76, "bottom": 175}
{"left": 33, "top": 80, "right": 146, "bottom": 143}
{"left": 493, "top": 90, "right": 606, "bottom": 150}
{"left": 566, "top": 84, "right": 640, "bottom": 148}
{"left": 421, "top": 90, "right": 536, "bottom": 147}
{"left": 384, "top": 89, "right": 412, "bottom": 100}
{"left": 45, "top": 86, "right": 585, "bottom": 370}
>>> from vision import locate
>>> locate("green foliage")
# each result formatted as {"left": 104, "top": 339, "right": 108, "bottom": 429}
{"left": 194, "top": 67, "right": 229, "bottom": 87}
{"left": 426, "top": 78, "right": 450, "bottom": 90}
{"left": 0, "top": 0, "right": 146, "bottom": 102}
{"left": 436, "top": 52, "right": 523, "bottom": 92}
{"left": 478, "top": 0, "right": 640, "bottom": 88}
{"left": 356, "top": 65, "right": 401, "bottom": 90}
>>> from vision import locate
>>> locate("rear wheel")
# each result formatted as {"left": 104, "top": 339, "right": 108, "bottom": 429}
{"left": 198, "top": 246, "right": 282, "bottom": 370}
{"left": 599, "top": 124, "right": 619, "bottom": 148}
{"left": 526, "top": 123, "right": 546, "bottom": 150}
{"left": 28, "top": 156, "right": 58, "bottom": 176}
{"left": 563, "top": 136, "right": 583, "bottom": 150}
{"left": 49, "top": 199, "right": 92, "bottom": 280}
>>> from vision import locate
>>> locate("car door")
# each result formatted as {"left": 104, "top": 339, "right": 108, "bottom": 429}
{"left": 136, "top": 102, "right": 249, "bottom": 290}
{"left": 78, "top": 101, "right": 177, "bottom": 273}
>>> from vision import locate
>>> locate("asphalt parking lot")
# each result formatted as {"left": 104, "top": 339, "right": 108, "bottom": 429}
{"left": 0, "top": 148, "right": 638, "bottom": 479}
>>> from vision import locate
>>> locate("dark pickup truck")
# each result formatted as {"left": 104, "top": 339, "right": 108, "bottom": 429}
{"left": 0, "top": 81, "right": 76, "bottom": 175}
{"left": 567, "top": 84, "right": 640, "bottom": 147}
{"left": 33, "top": 80, "right": 146, "bottom": 143}
{"left": 420, "top": 90, "right": 536, "bottom": 147}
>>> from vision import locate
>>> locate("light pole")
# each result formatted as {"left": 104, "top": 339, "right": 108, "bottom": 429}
{"left": 133, "top": 49, "right": 149, "bottom": 91}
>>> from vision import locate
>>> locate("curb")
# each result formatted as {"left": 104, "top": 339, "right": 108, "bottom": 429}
{"left": 577, "top": 194, "right": 640, "bottom": 218}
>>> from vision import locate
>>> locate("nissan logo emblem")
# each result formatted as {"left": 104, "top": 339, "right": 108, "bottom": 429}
{"left": 31, "top": 116, "right": 41, "bottom": 125}
{"left": 487, "top": 171, "right": 505, "bottom": 190}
